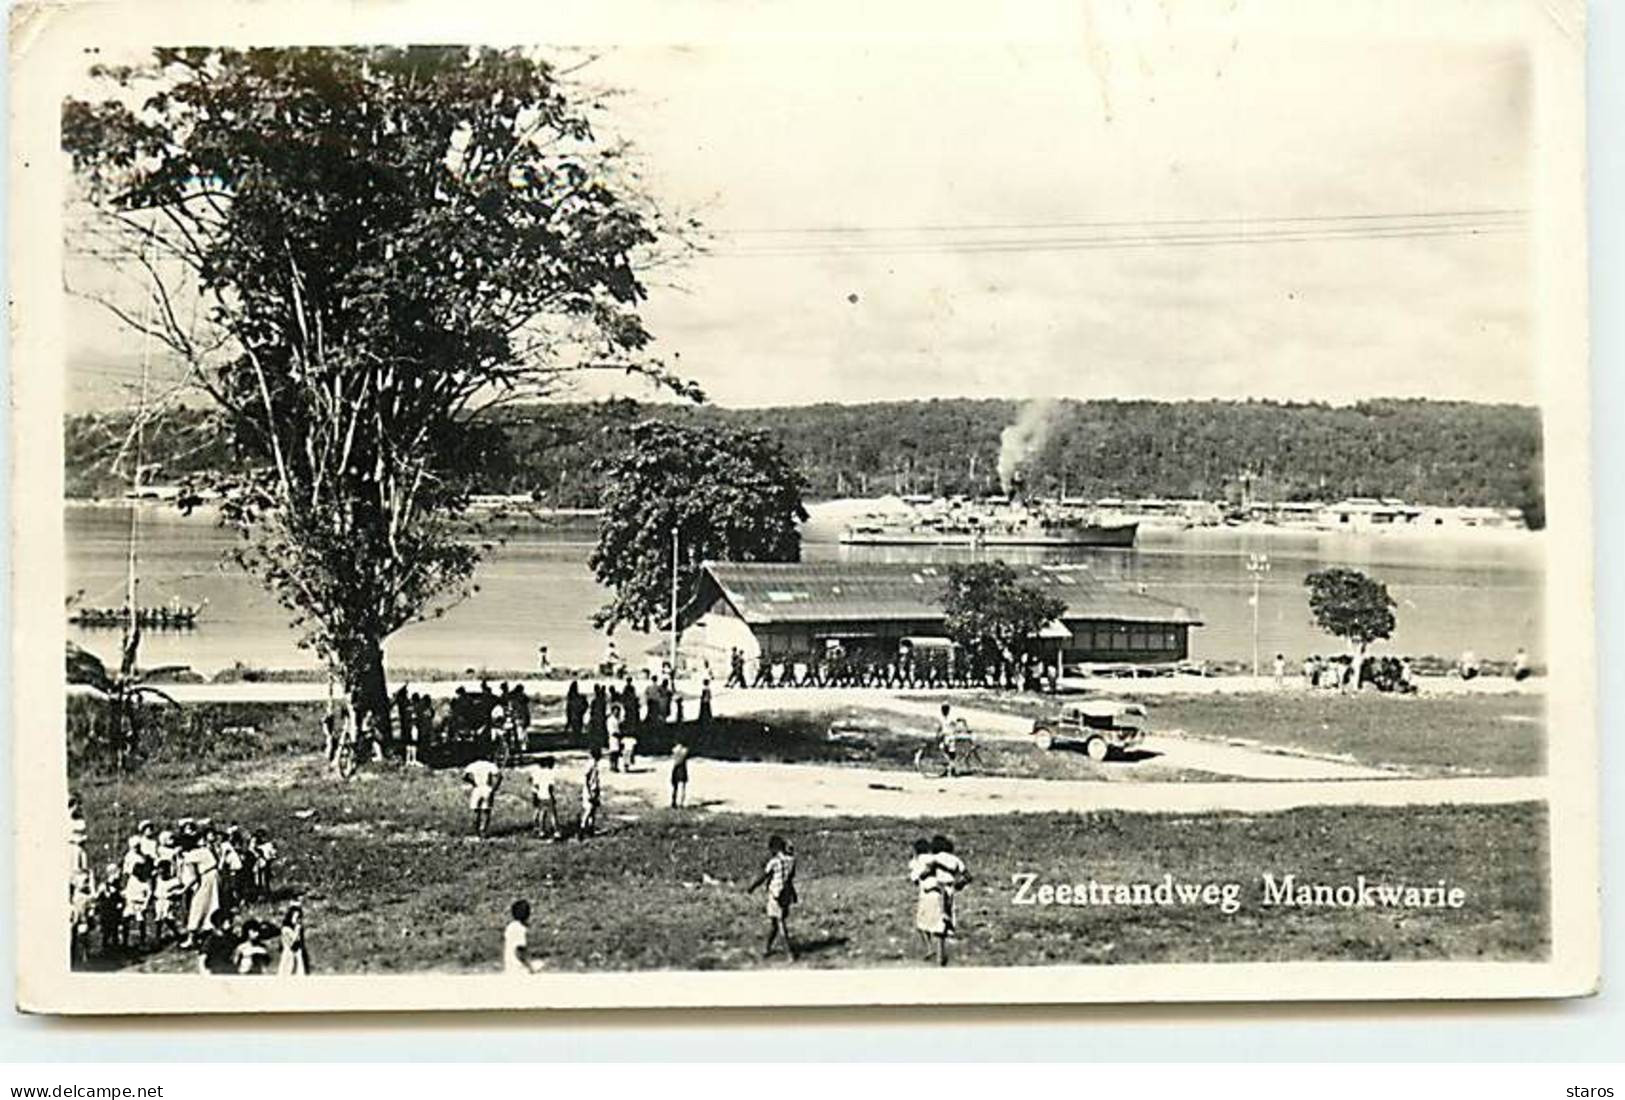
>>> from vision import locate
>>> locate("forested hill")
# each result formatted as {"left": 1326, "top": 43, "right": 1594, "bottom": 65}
{"left": 65, "top": 397, "right": 1543, "bottom": 517}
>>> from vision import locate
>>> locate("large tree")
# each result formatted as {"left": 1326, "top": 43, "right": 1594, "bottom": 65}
{"left": 63, "top": 47, "right": 696, "bottom": 725}
{"left": 590, "top": 418, "right": 807, "bottom": 636}
{"left": 1304, "top": 566, "right": 1397, "bottom": 671}
{"left": 939, "top": 560, "right": 1067, "bottom": 670}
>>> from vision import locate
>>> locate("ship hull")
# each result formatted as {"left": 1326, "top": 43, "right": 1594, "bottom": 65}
{"left": 840, "top": 523, "right": 1138, "bottom": 548}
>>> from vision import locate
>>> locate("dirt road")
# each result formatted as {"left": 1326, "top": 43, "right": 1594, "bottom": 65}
{"left": 604, "top": 757, "right": 1544, "bottom": 819}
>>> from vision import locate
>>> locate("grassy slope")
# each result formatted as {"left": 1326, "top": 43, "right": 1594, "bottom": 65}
{"left": 76, "top": 754, "right": 1548, "bottom": 974}
{"left": 921, "top": 691, "right": 1546, "bottom": 777}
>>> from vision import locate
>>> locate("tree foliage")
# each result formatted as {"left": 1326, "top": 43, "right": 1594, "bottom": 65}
{"left": 590, "top": 419, "right": 808, "bottom": 635}
{"left": 63, "top": 47, "right": 695, "bottom": 718}
{"left": 939, "top": 561, "right": 1068, "bottom": 663}
{"left": 1304, "top": 567, "right": 1397, "bottom": 652}
{"left": 69, "top": 397, "right": 1544, "bottom": 513}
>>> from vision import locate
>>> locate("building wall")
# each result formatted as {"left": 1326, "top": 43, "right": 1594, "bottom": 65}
{"left": 685, "top": 611, "right": 1190, "bottom": 667}
{"left": 1060, "top": 621, "right": 1190, "bottom": 664}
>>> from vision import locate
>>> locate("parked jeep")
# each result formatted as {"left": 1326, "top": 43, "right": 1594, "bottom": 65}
{"left": 1031, "top": 699, "right": 1148, "bottom": 760}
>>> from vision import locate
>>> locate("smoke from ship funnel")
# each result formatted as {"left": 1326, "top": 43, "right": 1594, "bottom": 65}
{"left": 998, "top": 399, "right": 1060, "bottom": 495}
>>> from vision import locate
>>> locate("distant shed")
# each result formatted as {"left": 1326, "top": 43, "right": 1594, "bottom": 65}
{"left": 680, "top": 561, "right": 1202, "bottom": 668}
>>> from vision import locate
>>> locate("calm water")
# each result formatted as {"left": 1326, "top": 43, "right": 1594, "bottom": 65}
{"left": 65, "top": 503, "right": 1545, "bottom": 676}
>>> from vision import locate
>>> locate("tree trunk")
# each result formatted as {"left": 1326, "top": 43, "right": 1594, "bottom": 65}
{"left": 342, "top": 635, "right": 393, "bottom": 740}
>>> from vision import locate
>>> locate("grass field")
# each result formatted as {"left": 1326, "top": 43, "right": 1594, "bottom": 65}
{"left": 74, "top": 751, "right": 1548, "bottom": 974}
{"left": 922, "top": 691, "right": 1546, "bottom": 777}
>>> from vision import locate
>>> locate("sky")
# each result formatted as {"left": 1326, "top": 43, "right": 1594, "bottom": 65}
{"left": 61, "top": 4, "right": 1536, "bottom": 413}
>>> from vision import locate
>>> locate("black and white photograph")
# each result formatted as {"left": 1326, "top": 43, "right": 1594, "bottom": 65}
{"left": 8, "top": 0, "right": 1597, "bottom": 1014}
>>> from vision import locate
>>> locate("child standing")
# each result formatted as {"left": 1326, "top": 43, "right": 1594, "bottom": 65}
{"left": 94, "top": 864, "right": 122, "bottom": 952}
{"left": 234, "top": 920, "right": 274, "bottom": 974}
{"left": 524, "top": 764, "right": 559, "bottom": 839}
{"left": 462, "top": 756, "right": 503, "bottom": 839}
{"left": 253, "top": 830, "right": 277, "bottom": 897}
{"left": 152, "top": 859, "right": 182, "bottom": 943}
{"left": 908, "top": 838, "right": 943, "bottom": 961}
{"left": 746, "top": 835, "right": 798, "bottom": 962}
{"left": 121, "top": 861, "right": 153, "bottom": 949}
{"left": 578, "top": 747, "right": 603, "bottom": 838}
{"left": 606, "top": 704, "right": 624, "bottom": 773}
{"left": 277, "top": 904, "right": 310, "bottom": 976}
{"left": 503, "top": 899, "right": 541, "bottom": 974}
{"left": 670, "top": 741, "right": 691, "bottom": 809}
{"left": 927, "top": 835, "right": 972, "bottom": 966}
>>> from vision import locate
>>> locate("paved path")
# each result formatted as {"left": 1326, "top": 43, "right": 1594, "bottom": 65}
{"left": 601, "top": 757, "right": 1545, "bottom": 819}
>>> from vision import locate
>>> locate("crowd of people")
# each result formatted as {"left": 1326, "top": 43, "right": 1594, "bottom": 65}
{"left": 67, "top": 795, "right": 308, "bottom": 975}
{"left": 321, "top": 680, "right": 537, "bottom": 770}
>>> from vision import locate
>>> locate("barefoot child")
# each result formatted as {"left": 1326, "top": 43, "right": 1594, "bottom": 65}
{"left": 746, "top": 834, "right": 798, "bottom": 962}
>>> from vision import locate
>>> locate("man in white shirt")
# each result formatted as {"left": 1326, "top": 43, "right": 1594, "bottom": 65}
{"left": 503, "top": 899, "right": 540, "bottom": 974}
{"left": 462, "top": 757, "right": 503, "bottom": 839}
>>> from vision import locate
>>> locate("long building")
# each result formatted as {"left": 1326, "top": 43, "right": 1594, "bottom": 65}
{"left": 679, "top": 561, "right": 1202, "bottom": 670}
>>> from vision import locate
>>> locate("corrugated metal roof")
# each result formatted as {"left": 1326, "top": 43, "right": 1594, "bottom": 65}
{"left": 700, "top": 561, "right": 1202, "bottom": 627}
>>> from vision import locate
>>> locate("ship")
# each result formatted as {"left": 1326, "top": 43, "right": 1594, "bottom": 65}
{"left": 839, "top": 496, "right": 1138, "bottom": 548}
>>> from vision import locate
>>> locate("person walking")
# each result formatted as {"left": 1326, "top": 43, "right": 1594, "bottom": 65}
{"left": 746, "top": 835, "right": 798, "bottom": 962}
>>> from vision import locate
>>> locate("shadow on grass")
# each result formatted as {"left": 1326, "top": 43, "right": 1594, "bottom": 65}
{"left": 792, "top": 935, "right": 851, "bottom": 957}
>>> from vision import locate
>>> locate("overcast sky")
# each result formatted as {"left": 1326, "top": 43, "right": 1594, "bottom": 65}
{"left": 62, "top": 5, "right": 1534, "bottom": 412}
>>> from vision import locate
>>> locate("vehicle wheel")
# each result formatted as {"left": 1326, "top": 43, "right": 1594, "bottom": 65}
{"left": 1084, "top": 736, "right": 1109, "bottom": 762}
{"left": 1035, "top": 726, "right": 1056, "bottom": 751}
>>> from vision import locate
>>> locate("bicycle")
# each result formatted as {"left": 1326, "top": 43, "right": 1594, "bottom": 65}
{"left": 913, "top": 732, "right": 987, "bottom": 778}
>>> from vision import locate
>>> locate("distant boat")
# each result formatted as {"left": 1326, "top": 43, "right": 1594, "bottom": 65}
{"left": 70, "top": 604, "right": 202, "bottom": 630}
{"left": 839, "top": 497, "right": 1137, "bottom": 548}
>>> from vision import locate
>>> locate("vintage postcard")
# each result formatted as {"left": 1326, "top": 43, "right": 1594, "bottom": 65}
{"left": 9, "top": 0, "right": 1597, "bottom": 1014}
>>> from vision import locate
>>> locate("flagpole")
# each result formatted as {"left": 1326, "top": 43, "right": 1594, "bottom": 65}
{"left": 669, "top": 526, "right": 679, "bottom": 673}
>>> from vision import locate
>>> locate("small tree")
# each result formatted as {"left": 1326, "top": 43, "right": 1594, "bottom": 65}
{"left": 590, "top": 419, "right": 808, "bottom": 637}
{"left": 940, "top": 561, "right": 1067, "bottom": 675}
{"left": 1304, "top": 567, "right": 1397, "bottom": 678}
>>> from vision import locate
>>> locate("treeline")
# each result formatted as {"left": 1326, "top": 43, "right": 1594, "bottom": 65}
{"left": 65, "top": 397, "right": 1544, "bottom": 519}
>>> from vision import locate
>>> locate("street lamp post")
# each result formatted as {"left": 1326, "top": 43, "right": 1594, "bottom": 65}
{"left": 1247, "top": 552, "right": 1271, "bottom": 678}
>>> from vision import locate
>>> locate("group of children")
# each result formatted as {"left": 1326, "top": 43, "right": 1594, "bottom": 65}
{"left": 460, "top": 733, "right": 695, "bottom": 840}
{"left": 67, "top": 797, "right": 304, "bottom": 975}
